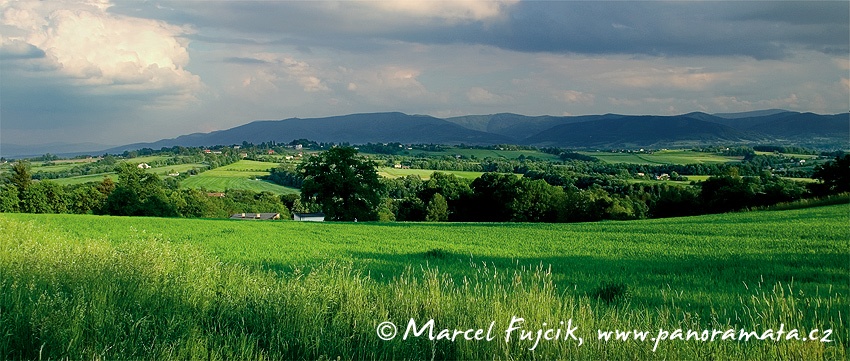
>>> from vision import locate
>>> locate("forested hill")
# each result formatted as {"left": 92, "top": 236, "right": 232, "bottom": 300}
{"left": 104, "top": 110, "right": 848, "bottom": 153}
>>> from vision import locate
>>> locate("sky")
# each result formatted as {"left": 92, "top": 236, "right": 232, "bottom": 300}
{"left": 1, "top": 0, "right": 848, "bottom": 148}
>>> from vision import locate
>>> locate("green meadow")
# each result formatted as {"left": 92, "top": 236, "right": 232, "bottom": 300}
{"left": 377, "top": 167, "right": 486, "bottom": 180}
{"left": 180, "top": 160, "right": 299, "bottom": 195}
{"left": 49, "top": 172, "right": 119, "bottom": 186}
{"left": 1, "top": 204, "right": 846, "bottom": 359}
{"left": 580, "top": 150, "right": 742, "bottom": 165}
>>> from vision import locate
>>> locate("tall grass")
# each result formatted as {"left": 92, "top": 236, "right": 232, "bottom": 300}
{"left": 1, "top": 217, "right": 846, "bottom": 359}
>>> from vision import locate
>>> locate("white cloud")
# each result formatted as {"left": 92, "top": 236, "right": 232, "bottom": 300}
{"left": 235, "top": 53, "right": 330, "bottom": 93}
{"left": 466, "top": 87, "right": 512, "bottom": 105}
{"left": 1, "top": 0, "right": 200, "bottom": 99}
{"left": 608, "top": 67, "right": 726, "bottom": 91}
{"left": 557, "top": 90, "right": 595, "bottom": 105}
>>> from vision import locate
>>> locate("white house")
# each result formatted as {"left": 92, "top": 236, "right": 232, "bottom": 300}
{"left": 293, "top": 212, "right": 325, "bottom": 222}
{"left": 230, "top": 213, "right": 281, "bottom": 220}
{"left": 137, "top": 163, "right": 151, "bottom": 169}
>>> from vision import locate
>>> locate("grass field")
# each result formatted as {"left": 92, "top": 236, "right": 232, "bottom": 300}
{"left": 48, "top": 164, "right": 208, "bottom": 186}
{"left": 627, "top": 175, "right": 711, "bottom": 185}
{"left": 1, "top": 205, "right": 846, "bottom": 359}
{"left": 50, "top": 172, "right": 118, "bottom": 186}
{"left": 180, "top": 160, "right": 299, "bottom": 195}
{"left": 755, "top": 151, "right": 819, "bottom": 159}
{"left": 147, "top": 163, "right": 208, "bottom": 176}
{"left": 581, "top": 150, "right": 742, "bottom": 165}
{"left": 26, "top": 159, "right": 298, "bottom": 194}
{"left": 377, "top": 167, "right": 486, "bottom": 180}
{"left": 124, "top": 155, "right": 172, "bottom": 164}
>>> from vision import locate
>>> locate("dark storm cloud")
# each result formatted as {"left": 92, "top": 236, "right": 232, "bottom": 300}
{"left": 111, "top": 1, "right": 848, "bottom": 60}
{"left": 388, "top": 1, "right": 848, "bottom": 59}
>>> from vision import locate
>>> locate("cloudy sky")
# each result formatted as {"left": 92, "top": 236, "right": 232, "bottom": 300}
{"left": 1, "top": 0, "right": 848, "bottom": 147}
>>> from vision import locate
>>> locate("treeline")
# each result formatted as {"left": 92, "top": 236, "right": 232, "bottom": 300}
{"left": 267, "top": 154, "right": 816, "bottom": 188}
{"left": 2, "top": 146, "right": 845, "bottom": 224}
{"left": 0, "top": 162, "right": 294, "bottom": 219}
{"left": 378, "top": 170, "right": 819, "bottom": 222}
{"left": 296, "top": 148, "right": 848, "bottom": 223}
{"left": 29, "top": 149, "right": 243, "bottom": 181}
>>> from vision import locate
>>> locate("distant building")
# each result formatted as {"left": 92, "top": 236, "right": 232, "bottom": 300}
{"left": 230, "top": 213, "right": 281, "bottom": 220}
{"left": 207, "top": 192, "right": 226, "bottom": 197}
{"left": 293, "top": 212, "right": 325, "bottom": 222}
{"left": 137, "top": 163, "right": 151, "bottom": 169}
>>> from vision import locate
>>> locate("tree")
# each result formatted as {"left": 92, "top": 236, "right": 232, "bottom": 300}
{"left": 104, "top": 163, "right": 177, "bottom": 217}
{"left": 812, "top": 154, "right": 850, "bottom": 194}
{"left": 510, "top": 178, "right": 565, "bottom": 222}
{"left": 425, "top": 193, "right": 449, "bottom": 222}
{"left": 395, "top": 196, "right": 426, "bottom": 221}
{"left": 377, "top": 198, "right": 396, "bottom": 222}
{"left": 20, "top": 181, "right": 66, "bottom": 214}
{"left": 298, "top": 147, "right": 383, "bottom": 221}
{"left": 10, "top": 160, "right": 32, "bottom": 196}
{"left": 68, "top": 184, "right": 105, "bottom": 214}
{"left": 419, "top": 172, "right": 472, "bottom": 221}
{"left": 0, "top": 185, "right": 19, "bottom": 212}
{"left": 469, "top": 173, "right": 520, "bottom": 221}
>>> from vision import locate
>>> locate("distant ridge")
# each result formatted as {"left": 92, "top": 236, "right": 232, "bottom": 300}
{"left": 523, "top": 115, "right": 755, "bottom": 148}
{"left": 104, "top": 112, "right": 512, "bottom": 153}
{"left": 48, "top": 110, "right": 850, "bottom": 156}
{"left": 712, "top": 109, "right": 790, "bottom": 119}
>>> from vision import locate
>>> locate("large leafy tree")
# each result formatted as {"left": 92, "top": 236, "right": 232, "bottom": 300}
{"left": 469, "top": 172, "right": 520, "bottom": 221}
{"left": 812, "top": 154, "right": 850, "bottom": 194}
{"left": 104, "top": 163, "right": 178, "bottom": 217}
{"left": 425, "top": 193, "right": 448, "bottom": 222}
{"left": 298, "top": 147, "right": 383, "bottom": 221}
{"left": 0, "top": 185, "right": 19, "bottom": 212}
{"left": 10, "top": 160, "right": 32, "bottom": 196}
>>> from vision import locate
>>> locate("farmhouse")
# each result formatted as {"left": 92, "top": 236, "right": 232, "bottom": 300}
{"left": 293, "top": 212, "right": 325, "bottom": 222}
{"left": 230, "top": 213, "right": 281, "bottom": 220}
{"left": 207, "top": 192, "right": 226, "bottom": 197}
{"left": 137, "top": 163, "right": 151, "bottom": 169}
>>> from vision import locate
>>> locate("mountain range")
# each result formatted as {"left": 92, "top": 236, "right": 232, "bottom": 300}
{"left": 3, "top": 110, "right": 847, "bottom": 157}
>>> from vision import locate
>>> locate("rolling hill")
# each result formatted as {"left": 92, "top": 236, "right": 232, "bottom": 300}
{"left": 523, "top": 115, "right": 756, "bottom": 148}
{"left": 89, "top": 110, "right": 849, "bottom": 154}
{"left": 106, "top": 113, "right": 513, "bottom": 153}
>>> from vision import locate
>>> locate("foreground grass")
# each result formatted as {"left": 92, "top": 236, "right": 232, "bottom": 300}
{"left": 1, "top": 205, "right": 847, "bottom": 359}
